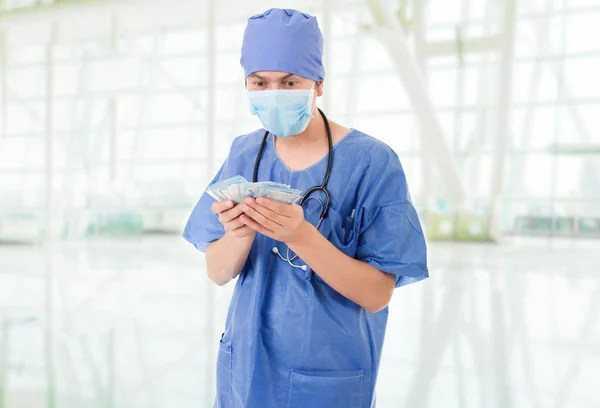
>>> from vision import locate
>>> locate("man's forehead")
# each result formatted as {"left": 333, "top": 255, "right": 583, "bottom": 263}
{"left": 248, "top": 72, "right": 306, "bottom": 80}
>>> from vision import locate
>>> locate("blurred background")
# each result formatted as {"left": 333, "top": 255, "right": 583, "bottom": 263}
{"left": 0, "top": 0, "right": 599, "bottom": 407}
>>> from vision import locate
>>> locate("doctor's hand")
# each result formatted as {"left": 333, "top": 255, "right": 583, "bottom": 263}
{"left": 211, "top": 200, "right": 256, "bottom": 238}
{"left": 240, "top": 197, "right": 306, "bottom": 243}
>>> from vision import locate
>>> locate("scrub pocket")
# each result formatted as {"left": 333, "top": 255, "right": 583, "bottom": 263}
{"left": 330, "top": 208, "right": 359, "bottom": 254}
{"left": 309, "top": 207, "right": 360, "bottom": 285}
{"left": 288, "top": 369, "right": 364, "bottom": 408}
{"left": 215, "top": 340, "right": 232, "bottom": 408}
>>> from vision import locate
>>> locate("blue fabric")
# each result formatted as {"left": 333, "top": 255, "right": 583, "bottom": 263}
{"left": 183, "top": 129, "right": 429, "bottom": 408}
{"left": 248, "top": 89, "right": 314, "bottom": 137}
{"left": 240, "top": 8, "right": 325, "bottom": 81}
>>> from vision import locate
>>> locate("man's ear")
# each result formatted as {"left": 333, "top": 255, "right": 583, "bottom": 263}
{"left": 315, "top": 80, "right": 324, "bottom": 97}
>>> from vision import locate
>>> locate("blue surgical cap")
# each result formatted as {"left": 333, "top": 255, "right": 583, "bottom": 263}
{"left": 240, "top": 8, "right": 325, "bottom": 81}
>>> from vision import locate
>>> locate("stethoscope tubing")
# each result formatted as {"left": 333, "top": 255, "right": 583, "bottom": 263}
{"left": 252, "top": 108, "right": 334, "bottom": 268}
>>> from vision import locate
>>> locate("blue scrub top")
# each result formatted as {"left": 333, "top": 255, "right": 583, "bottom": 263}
{"left": 183, "top": 129, "right": 429, "bottom": 408}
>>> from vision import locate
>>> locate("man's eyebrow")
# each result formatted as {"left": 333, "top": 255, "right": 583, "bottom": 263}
{"left": 280, "top": 74, "right": 300, "bottom": 80}
{"left": 248, "top": 73, "right": 267, "bottom": 81}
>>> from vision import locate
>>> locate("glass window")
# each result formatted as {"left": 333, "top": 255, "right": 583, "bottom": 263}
{"left": 563, "top": 57, "right": 600, "bottom": 98}
{"left": 565, "top": 10, "right": 600, "bottom": 53}
{"left": 354, "top": 73, "right": 411, "bottom": 112}
{"left": 516, "top": 16, "right": 564, "bottom": 58}
{"left": 513, "top": 61, "right": 559, "bottom": 102}
{"left": 511, "top": 106, "right": 559, "bottom": 149}
{"left": 428, "top": 67, "right": 458, "bottom": 108}
{"left": 352, "top": 113, "right": 417, "bottom": 153}
{"left": 359, "top": 37, "right": 394, "bottom": 73}
{"left": 163, "top": 29, "right": 206, "bottom": 54}
{"left": 425, "top": 0, "right": 464, "bottom": 26}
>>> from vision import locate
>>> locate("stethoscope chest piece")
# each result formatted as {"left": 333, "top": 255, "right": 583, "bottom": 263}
{"left": 272, "top": 246, "right": 308, "bottom": 271}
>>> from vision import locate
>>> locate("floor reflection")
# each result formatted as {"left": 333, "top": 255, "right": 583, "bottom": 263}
{"left": 0, "top": 237, "right": 598, "bottom": 407}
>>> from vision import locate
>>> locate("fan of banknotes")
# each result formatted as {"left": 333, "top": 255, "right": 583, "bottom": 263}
{"left": 206, "top": 176, "right": 303, "bottom": 205}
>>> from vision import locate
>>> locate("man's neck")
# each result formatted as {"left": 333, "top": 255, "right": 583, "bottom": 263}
{"left": 276, "top": 110, "right": 327, "bottom": 149}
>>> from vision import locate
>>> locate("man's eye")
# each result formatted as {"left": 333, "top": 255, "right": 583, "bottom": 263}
{"left": 254, "top": 81, "right": 265, "bottom": 87}
{"left": 285, "top": 81, "right": 297, "bottom": 87}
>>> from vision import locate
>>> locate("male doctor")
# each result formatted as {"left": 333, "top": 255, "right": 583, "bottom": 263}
{"left": 184, "top": 8, "right": 429, "bottom": 407}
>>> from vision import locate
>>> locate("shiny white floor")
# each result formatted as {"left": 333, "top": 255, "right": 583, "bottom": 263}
{"left": 0, "top": 237, "right": 598, "bottom": 408}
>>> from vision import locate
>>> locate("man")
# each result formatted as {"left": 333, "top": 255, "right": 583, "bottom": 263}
{"left": 183, "top": 8, "right": 428, "bottom": 408}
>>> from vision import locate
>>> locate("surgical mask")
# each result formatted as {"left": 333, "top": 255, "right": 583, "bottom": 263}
{"left": 248, "top": 89, "right": 314, "bottom": 137}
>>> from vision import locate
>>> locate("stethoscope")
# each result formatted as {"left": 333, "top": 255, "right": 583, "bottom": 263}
{"left": 253, "top": 107, "right": 333, "bottom": 271}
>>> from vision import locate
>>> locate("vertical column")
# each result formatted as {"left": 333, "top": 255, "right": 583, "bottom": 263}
{"left": 489, "top": 0, "right": 516, "bottom": 237}
{"left": 489, "top": 2, "right": 517, "bottom": 403}
{"left": 44, "top": 22, "right": 57, "bottom": 408}
{"left": 468, "top": 0, "right": 496, "bottom": 214}
{"left": 549, "top": 0, "right": 567, "bottom": 233}
{"left": 342, "top": 8, "right": 363, "bottom": 128}
{"left": 412, "top": 0, "right": 435, "bottom": 213}
{"left": 321, "top": 0, "right": 331, "bottom": 113}
{"left": 455, "top": 0, "right": 470, "bottom": 201}
{"left": 109, "top": 14, "right": 118, "bottom": 184}
{"left": 44, "top": 24, "right": 56, "bottom": 240}
{"left": 0, "top": 26, "right": 6, "bottom": 140}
